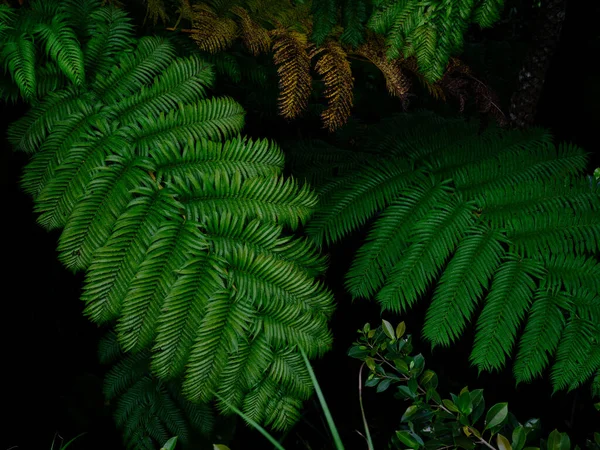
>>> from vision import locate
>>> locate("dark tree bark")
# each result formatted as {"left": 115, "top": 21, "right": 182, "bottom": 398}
{"left": 509, "top": 0, "right": 567, "bottom": 128}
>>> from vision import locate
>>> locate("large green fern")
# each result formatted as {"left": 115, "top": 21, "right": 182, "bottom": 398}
{"left": 2, "top": 0, "right": 334, "bottom": 434}
{"left": 290, "top": 112, "right": 600, "bottom": 392}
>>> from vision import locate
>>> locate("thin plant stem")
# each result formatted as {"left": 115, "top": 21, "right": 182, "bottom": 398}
{"left": 358, "top": 362, "right": 375, "bottom": 450}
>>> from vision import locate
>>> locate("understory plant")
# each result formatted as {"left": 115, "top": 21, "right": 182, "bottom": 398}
{"left": 349, "top": 320, "right": 600, "bottom": 449}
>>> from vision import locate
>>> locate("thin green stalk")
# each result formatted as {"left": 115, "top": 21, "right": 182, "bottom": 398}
{"left": 358, "top": 363, "right": 375, "bottom": 450}
{"left": 299, "top": 347, "right": 345, "bottom": 450}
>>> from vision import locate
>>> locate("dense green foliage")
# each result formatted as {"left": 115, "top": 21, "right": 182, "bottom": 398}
{"left": 1, "top": 0, "right": 334, "bottom": 443}
{"left": 349, "top": 320, "right": 600, "bottom": 449}
{"left": 290, "top": 112, "right": 600, "bottom": 390}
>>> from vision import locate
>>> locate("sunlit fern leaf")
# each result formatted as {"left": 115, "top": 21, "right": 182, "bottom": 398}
{"left": 377, "top": 197, "right": 476, "bottom": 313}
{"left": 551, "top": 318, "right": 600, "bottom": 392}
{"left": 116, "top": 219, "right": 209, "bottom": 353}
{"left": 424, "top": 224, "right": 506, "bottom": 347}
{"left": 82, "top": 186, "right": 183, "bottom": 323}
{"left": 471, "top": 257, "right": 545, "bottom": 372}
{"left": 84, "top": 6, "right": 136, "bottom": 79}
{"left": 346, "top": 177, "right": 452, "bottom": 299}
{"left": 189, "top": 4, "right": 237, "bottom": 53}
{"left": 231, "top": 6, "right": 271, "bottom": 56}
{"left": 174, "top": 171, "right": 317, "bottom": 230}
{"left": 7, "top": 87, "right": 83, "bottom": 153}
{"left": 152, "top": 136, "right": 284, "bottom": 183}
{"left": 473, "top": 0, "right": 505, "bottom": 28}
{"left": 340, "top": 0, "right": 367, "bottom": 48}
{"left": 513, "top": 289, "right": 568, "bottom": 384}
{"left": 271, "top": 28, "right": 312, "bottom": 119}
{"left": 94, "top": 36, "right": 178, "bottom": 102}
{"left": 311, "top": 0, "right": 337, "bottom": 46}
{"left": 152, "top": 255, "right": 227, "bottom": 379}
{"left": 311, "top": 40, "right": 354, "bottom": 132}
{"left": 128, "top": 99, "right": 246, "bottom": 155}
{"left": 110, "top": 55, "right": 215, "bottom": 122}
{"left": 57, "top": 152, "right": 153, "bottom": 271}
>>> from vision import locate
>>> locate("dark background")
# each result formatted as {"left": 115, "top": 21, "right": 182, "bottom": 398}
{"left": 2, "top": 1, "right": 599, "bottom": 449}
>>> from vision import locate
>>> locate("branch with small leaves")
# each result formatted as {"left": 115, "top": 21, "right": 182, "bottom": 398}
{"left": 348, "top": 321, "right": 600, "bottom": 450}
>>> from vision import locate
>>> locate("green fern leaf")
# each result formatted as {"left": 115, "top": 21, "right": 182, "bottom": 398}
{"left": 340, "top": 0, "right": 367, "bottom": 47}
{"left": 471, "top": 257, "right": 545, "bottom": 372}
{"left": 311, "top": 0, "right": 338, "bottom": 46}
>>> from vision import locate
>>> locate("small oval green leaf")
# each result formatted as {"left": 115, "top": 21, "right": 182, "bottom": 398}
{"left": 382, "top": 319, "right": 395, "bottom": 340}
{"left": 485, "top": 402, "right": 508, "bottom": 430}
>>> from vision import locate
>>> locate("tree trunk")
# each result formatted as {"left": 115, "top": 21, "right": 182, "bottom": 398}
{"left": 509, "top": 0, "right": 567, "bottom": 128}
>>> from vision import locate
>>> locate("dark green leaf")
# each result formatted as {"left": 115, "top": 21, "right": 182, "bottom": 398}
{"left": 377, "top": 378, "right": 391, "bottom": 393}
{"left": 512, "top": 426, "right": 527, "bottom": 450}
{"left": 485, "top": 402, "right": 508, "bottom": 430}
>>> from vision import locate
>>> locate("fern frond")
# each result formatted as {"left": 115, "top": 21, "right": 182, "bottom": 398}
{"left": 56, "top": 152, "right": 153, "bottom": 271}
{"left": 116, "top": 219, "right": 209, "bottom": 352}
{"left": 471, "top": 257, "right": 545, "bottom": 372}
{"left": 271, "top": 27, "right": 312, "bottom": 119}
{"left": 175, "top": 170, "right": 317, "bottom": 230}
{"left": 231, "top": 5, "right": 271, "bottom": 55}
{"left": 82, "top": 187, "right": 183, "bottom": 323}
{"left": 540, "top": 253, "right": 600, "bottom": 297}
{"left": 551, "top": 318, "right": 600, "bottom": 392}
{"left": 33, "top": 13, "right": 85, "bottom": 86}
{"left": 346, "top": 177, "right": 453, "bottom": 299}
{"left": 306, "top": 159, "right": 419, "bottom": 245}
{"left": 84, "top": 6, "right": 135, "bottom": 79}
{"left": 189, "top": 4, "right": 237, "bottom": 54}
{"left": 423, "top": 224, "right": 506, "bottom": 347}
{"left": 1, "top": 36, "right": 37, "bottom": 100}
{"left": 311, "top": 0, "right": 337, "bottom": 46}
{"left": 340, "top": 0, "right": 367, "bottom": 48}
{"left": 144, "top": 0, "right": 169, "bottom": 25}
{"left": 377, "top": 197, "right": 476, "bottom": 313}
{"left": 311, "top": 39, "right": 354, "bottom": 132}
{"left": 513, "top": 289, "right": 569, "bottom": 384}
{"left": 473, "top": 0, "right": 505, "bottom": 28}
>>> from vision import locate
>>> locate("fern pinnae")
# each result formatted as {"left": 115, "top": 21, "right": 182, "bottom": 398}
{"left": 346, "top": 177, "right": 453, "bottom": 299}
{"left": 82, "top": 187, "right": 181, "bottom": 323}
{"left": 551, "top": 317, "right": 599, "bottom": 392}
{"left": 153, "top": 136, "right": 285, "bottom": 183}
{"left": 513, "top": 289, "right": 568, "bottom": 384}
{"left": 471, "top": 256, "right": 546, "bottom": 372}
{"left": 377, "top": 197, "right": 476, "bottom": 313}
{"left": 539, "top": 253, "right": 600, "bottom": 297}
{"left": 152, "top": 254, "right": 227, "bottom": 380}
{"left": 56, "top": 152, "right": 153, "bottom": 271}
{"left": 116, "top": 220, "right": 209, "bottom": 353}
{"left": 1, "top": 37, "right": 37, "bottom": 100}
{"left": 423, "top": 225, "right": 507, "bottom": 347}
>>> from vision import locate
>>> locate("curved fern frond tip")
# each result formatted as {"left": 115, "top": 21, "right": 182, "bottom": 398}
{"left": 297, "top": 113, "right": 600, "bottom": 390}
{"left": 5, "top": 0, "right": 335, "bottom": 436}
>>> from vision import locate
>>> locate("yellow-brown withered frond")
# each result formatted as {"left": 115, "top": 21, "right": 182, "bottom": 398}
{"left": 271, "top": 28, "right": 312, "bottom": 120}
{"left": 189, "top": 3, "right": 237, "bottom": 53}
{"left": 144, "top": 0, "right": 169, "bottom": 24}
{"left": 231, "top": 6, "right": 271, "bottom": 56}
{"left": 311, "top": 40, "right": 354, "bottom": 132}
{"left": 357, "top": 35, "right": 411, "bottom": 100}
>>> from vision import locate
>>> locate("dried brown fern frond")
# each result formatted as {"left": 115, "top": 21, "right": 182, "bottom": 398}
{"left": 145, "top": 0, "right": 169, "bottom": 24}
{"left": 400, "top": 56, "right": 446, "bottom": 101}
{"left": 311, "top": 40, "right": 354, "bottom": 132}
{"left": 189, "top": 3, "right": 237, "bottom": 53}
{"left": 231, "top": 6, "right": 271, "bottom": 56}
{"left": 356, "top": 34, "right": 411, "bottom": 103}
{"left": 271, "top": 27, "right": 312, "bottom": 120}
